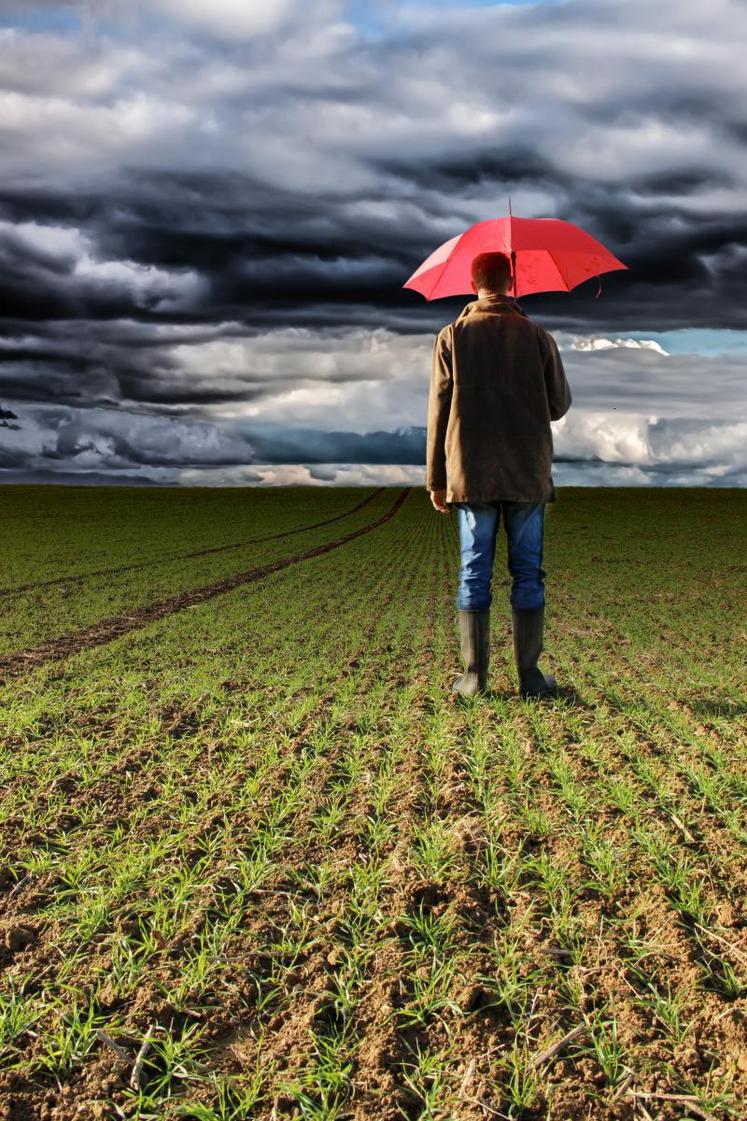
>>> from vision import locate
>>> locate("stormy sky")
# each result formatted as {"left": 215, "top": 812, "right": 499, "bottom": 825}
{"left": 1, "top": 0, "right": 746, "bottom": 487}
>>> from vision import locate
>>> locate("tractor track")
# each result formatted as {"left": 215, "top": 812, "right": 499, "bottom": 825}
{"left": 0, "top": 487, "right": 411, "bottom": 684}
{"left": 0, "top": 487, "right": 385, "bottom": 597}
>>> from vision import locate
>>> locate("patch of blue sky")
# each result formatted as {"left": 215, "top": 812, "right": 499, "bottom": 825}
{"left": 347, "top": 0, "right": 564, "bottom": 39}
{"left": 0, "top": 6, "right": 81, "bottom": 34}
{"left": 626, "top": 329, "right": 747, "bottom": 356}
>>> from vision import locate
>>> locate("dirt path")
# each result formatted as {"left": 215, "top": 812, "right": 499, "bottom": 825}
{"left": 0, "top": 487, "right": 410, "bottom": 684}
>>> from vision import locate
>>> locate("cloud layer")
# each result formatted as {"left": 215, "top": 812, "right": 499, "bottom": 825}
{"left": 0, "top": 0, "right": 745, "bottom": 485}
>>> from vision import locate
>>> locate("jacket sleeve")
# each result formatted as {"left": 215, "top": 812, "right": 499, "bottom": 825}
{"left": 539, "top": 329, "right": 572, "bottom": 420}
{"left": 425, "top": 328, "right": 453, "bottom": 490}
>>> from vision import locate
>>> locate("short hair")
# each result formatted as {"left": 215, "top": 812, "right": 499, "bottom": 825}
{"left": 470, "top": 251, "right": 512, "bottom": 294}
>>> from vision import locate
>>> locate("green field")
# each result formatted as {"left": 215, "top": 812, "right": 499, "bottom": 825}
{"left": 1, "top": 484, "right": 745, "bottom": 1121}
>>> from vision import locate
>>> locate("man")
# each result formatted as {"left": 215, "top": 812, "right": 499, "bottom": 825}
{"left": 426, "top": 250, "right": 573, "bottom": 700}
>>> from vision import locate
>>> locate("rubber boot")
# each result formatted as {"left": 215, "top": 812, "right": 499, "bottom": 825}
{"left": 511, "top": 605, "right": 559, "bottom": 700}
{"left": 453, "top": 609, "right": 490, "bottom": 698}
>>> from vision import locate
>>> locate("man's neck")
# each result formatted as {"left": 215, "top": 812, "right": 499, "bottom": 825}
{"left": 476, "top": 290, "right": 512, "bottom": 300}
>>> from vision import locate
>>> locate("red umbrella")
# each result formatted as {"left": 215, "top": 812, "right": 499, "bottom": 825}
{"left": 403, "top": 210, "right": 628, "bottom": 300}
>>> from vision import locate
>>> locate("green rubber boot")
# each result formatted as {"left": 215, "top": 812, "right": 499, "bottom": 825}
{"left": 511, "top": 605, "right": 559, "bottom": 700}
{"left": 453, "top": 609, "right": 490, "bottom": 698}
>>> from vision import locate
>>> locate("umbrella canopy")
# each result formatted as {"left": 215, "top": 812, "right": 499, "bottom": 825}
{"left": 403, "top": 214, "right": 628, "bottom": 300}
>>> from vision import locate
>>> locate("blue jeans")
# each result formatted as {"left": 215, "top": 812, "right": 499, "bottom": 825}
{"left": 455, "top": 501, "right": 547, "bottom": 611}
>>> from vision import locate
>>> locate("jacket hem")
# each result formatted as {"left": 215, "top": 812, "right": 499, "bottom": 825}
{"left": 446, "top": 491, "right": 556, "bottom": 504}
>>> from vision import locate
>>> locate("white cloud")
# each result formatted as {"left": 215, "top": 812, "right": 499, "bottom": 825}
{"left": 165, "top": 327, "right": 432, "bottom": 428}
{"left": 0, "top": 27, "right": 148, "bottom": 98}
{"left": 155, "top": 0, "right": 299, "bottom": 40}
{"left": 560, "top": 334, "right": 668, "bottom": 355}
{"left": 1, "top": 0, "right": 745, "bottom": 207}
{"left": 0, "top": 403, "right": 255, "bottom": 472}
{"left": 73, "top": 255, "right": 204, "bottom": 311}
{"left": 649, "top": 417, "right": 747, "bottom": 469}
{"left": 0, "top": 87, "right": 199, "bottom": 182}
{"left": 228, "top": 462, "right": 424, "bottom": 487}
{"left": 0, "top": 216, "right": 206, "bottom": 312}
{"left": 553, "top": 411, "right": 653, "bottom": 464}
{"left": 0, "top": 218, "right": 86, "bottom": 259}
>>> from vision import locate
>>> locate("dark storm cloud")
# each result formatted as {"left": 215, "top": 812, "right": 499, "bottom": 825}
{"left": 6, "top": 159, "right": 743, "bottom": 337}
{"left": 0, "top": 467, "right": 166, "bottom": 485}
{"left": 0, "top": 172, "right": 415, "bottom": 331}
{"left": 240, "top": 423, "right": 425, "bottom": 464}
{"left": 0, "top": 0, "right": 745, "bottom": 339}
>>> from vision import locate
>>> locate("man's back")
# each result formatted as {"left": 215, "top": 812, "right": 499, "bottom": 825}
{"left": 426, "top": 293, "right": 572, "bottom": 505}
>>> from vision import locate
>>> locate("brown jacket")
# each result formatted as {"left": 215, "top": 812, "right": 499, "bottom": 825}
{"left": 425, "top": 294, "right": 572, "bottom": 504}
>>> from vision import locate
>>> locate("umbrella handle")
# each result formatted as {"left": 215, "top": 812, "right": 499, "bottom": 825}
{"left": 510, "top": 250, "right": 517, "bottom": 297}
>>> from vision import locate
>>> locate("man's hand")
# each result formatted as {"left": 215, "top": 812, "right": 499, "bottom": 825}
{"left": 430, "top": 488, "right": 451, "bottom": 514}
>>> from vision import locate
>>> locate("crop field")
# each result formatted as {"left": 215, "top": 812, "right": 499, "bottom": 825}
{"left": 0, "top": 483, "right": 745, "bottom": 1121}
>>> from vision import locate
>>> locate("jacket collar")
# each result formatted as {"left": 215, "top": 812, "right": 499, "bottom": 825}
{"left": 456, "top": 294, "right": 526, "bottom": 322}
